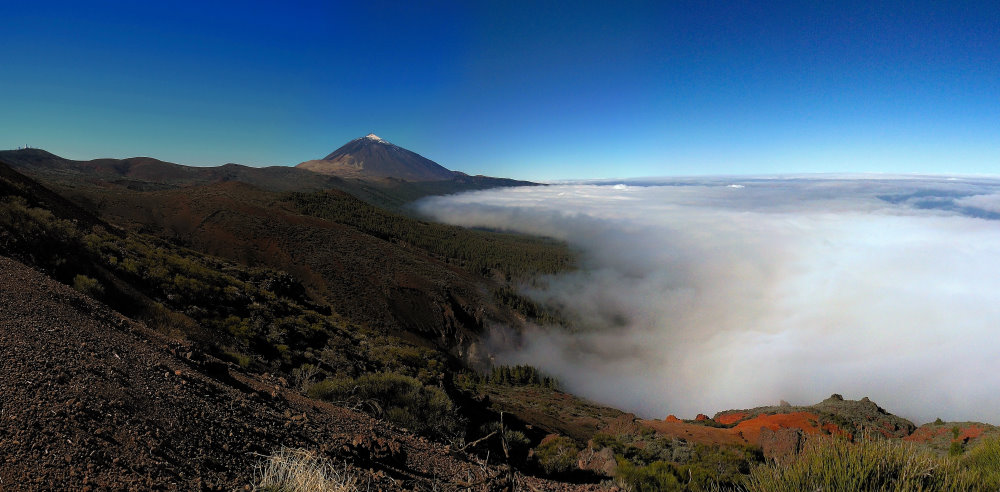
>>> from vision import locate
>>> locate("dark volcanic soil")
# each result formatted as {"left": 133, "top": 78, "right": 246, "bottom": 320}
{"left": 0, "top": 256, "right": 598, "bottom": 491}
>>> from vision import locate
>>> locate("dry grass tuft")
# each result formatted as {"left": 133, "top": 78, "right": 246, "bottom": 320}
{"left": 254, "top": 447, "right": 359, "bottom": 492}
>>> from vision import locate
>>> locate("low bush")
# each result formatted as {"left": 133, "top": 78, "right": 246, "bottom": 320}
{"left": 743, "top": 436, "right": 983, "bottom": 491}
{"left": 307, "top": 372, "right": 462, "bottom": 439}
{"left": 615, "top": 458, "right": 682, "bottom": 491}
{"left": 475, "top": 421, "right": 532, "bottom": 464}
{"left": 72, "top": 274, "right": 104, "bottom": 298}
{"left": 610, "top": 442, "right": 761, "bottom": 491}
{"left": 533, "top": 436, "right": 580, "bottom": 475}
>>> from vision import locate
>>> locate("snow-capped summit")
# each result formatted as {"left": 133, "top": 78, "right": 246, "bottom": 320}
{"left": 296, "top": 134, "right": 456, "bottom": 182}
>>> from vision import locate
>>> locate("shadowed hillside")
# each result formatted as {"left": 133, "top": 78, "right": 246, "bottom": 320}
{"left": 35, "top": 180, "right": 571, "bottom": 361}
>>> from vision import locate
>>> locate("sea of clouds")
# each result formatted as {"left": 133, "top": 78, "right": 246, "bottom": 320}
{"left": 414, "top": 176, "right": 1000, "bottom": 424}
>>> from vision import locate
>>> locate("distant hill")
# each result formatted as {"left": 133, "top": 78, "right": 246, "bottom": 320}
{"left": 0, "top": 147, "right": 537, "bottom": 210}
{"left": 298, "top": 134, "right": 457, "bottom": 181}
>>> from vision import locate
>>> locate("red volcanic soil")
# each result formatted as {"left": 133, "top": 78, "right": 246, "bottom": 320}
{"left": 957, "top": 426, "right": 986, "bottom": 442}
{"left": 642, "top": 411, "right": 846, "bottom": 447}
{"left": 732, "top": 412, "right": 838, "bottom": 444}
{"left": 905, "top": 424, "right": 987, "bottom": 444}
{"left": 904, "top": 427, "right": 948, "bottom": 443}
{"left": 640, "top": 420, "right": 745, "bottom": 446}
{"left": 715, "top": 412, "right": 748, "bottom": 426}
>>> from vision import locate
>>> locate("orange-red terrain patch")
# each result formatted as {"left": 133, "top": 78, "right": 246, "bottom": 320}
{"left": 714, "top": 412, "right": 749, "bottom": 426}
{"left": 642, "top": 411, "right": 837, "bottom": 447}
{"left": 905, "top": 424, "right": 986, "bottom": 443}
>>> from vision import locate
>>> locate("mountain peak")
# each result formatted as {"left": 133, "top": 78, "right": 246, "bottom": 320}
{"left": 296, "top": 134, "right": 455, "bottom": 182}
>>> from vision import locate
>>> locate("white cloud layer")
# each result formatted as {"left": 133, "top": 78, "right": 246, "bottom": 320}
{"left": 415, "top": 177, "right": 1000, "bottom": 424}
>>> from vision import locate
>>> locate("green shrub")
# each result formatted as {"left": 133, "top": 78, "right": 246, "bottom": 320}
{"left": 0, "top": 197, "right": 80, "bottom": 275}
{"left": 950, "top": 440, "right": 965, "bottom": 456}
{"left": 222, "top": 349, "right": 252, "bottom": 368}
{"left": 306, "top": 377, "right": 355, "bottom": 400}
{"left": 72, "top": 274, "right": 104, "bottom": 298}
{"left": 307, "top": 372, "right": 462, "bottom": 439}
{"left": 476, "top": 421, "right": 531, "bottom": 464}
{"left": 681, "top": 443, "right": 763, "bottom": 489}
{"left": 615, "top": 457, "right": 682, "bottom": 491}
{"left": 533, "top": 436, "right": 580, "bottom": 475}
{"left": 744, "top": 436, "right": 981, "bottom": 491}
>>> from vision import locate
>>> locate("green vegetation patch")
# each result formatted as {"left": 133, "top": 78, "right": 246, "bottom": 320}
{"left": 533, "top": 436, "right": 580, "bottom": 475}
{"left": 307, "top": 372, "right": 463, "bottom": 440}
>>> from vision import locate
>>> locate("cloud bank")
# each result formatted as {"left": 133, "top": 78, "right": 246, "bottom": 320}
{"left": 415, "top": 176, "right": 1000, "bottom": 424}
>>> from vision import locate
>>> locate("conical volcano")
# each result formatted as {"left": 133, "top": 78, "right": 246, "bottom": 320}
{"left": 297, "top": 134, "right": 456, "bottom": 181}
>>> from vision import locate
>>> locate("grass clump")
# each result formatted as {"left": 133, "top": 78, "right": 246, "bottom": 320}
{"left": 744, "top": 436, "right": 987, "bottom": 491}
{"left": 962, "top": 436, "right": 1000, "bottom": 488}
{"left": 254, "top": 447, "right": 357, "bottom": 492}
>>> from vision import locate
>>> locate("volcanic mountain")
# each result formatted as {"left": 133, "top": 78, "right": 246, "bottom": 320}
{"left": 297, "top": 134, "right": 457, "bottom": 181}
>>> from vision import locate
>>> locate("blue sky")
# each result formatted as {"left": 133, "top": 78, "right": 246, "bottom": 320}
{"left": 1, "top": 1, "right": 997, "bottom": 180}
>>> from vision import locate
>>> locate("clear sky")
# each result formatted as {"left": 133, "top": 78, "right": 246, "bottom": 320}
{"left": 1, "top": 1, "right": 997, "bottom": 180}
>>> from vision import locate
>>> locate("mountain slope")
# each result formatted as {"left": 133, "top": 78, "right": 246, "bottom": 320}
{"left": 0, "top": 254, "right": 603, "bottom": 490}
{"left": 48, "top": 180, "right": 573, "bottom": 361}
{"left": 297, "top": 134, "right": 457, "bottom": 181}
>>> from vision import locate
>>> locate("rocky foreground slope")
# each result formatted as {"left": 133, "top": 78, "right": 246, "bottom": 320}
{"left": 0, "top": 255, "right": 596, "bottom": 491}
